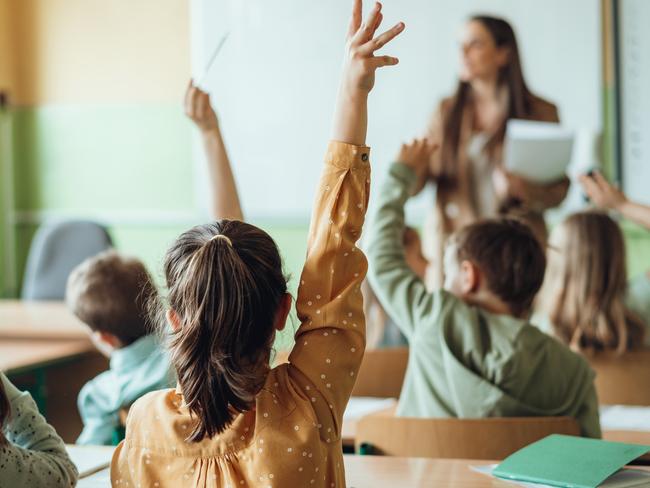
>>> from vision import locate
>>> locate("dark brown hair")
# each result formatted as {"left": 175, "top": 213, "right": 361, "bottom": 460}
{"left": 449, "top": 218, "right": 546, "bottom": 317}
{"left": 0, "top": 378, "right": 9, "bottom": 445}
{"left": 541, "top": 211, "right": 646, "bottom": 354}
{"left": 439, "top": 15, "right": 535, "bottom": 183}
{"left": 160, "top": 219, "right": 287, "bottom": 441}
{"left": 66, "top": 250, "right": 156, "bottom": 345}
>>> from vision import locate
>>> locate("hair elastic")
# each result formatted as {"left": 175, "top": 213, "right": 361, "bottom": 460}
{"left": 210, "top": 234, "right": 233, "bottom": 246}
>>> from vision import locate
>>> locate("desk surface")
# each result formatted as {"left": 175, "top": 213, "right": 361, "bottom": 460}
{"left": 76, "top": 455, "right": 650, "bottom": 488}
{"left": 0, "top": 338, "right": 94, "bottom": 375}
{"left": 74, "top": 456, "right": 510, "bottom": 488}
{"left": 0, "top": 300, "right": 88, "bottom": 339}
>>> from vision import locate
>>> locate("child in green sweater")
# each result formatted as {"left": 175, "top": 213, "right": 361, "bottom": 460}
{"left": 366, "top": 139, "right": 600, "bottom": 438}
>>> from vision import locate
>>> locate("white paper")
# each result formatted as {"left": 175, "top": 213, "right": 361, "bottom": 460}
{"left": 600, "top": 405, "right": 650, "bottom": 432}
{"left": 343, "top": 397, "right": 397, "bottom": 421}
{"left": 504, "top": 119, "right": 574, "bottom": 183}
{"left": 470, "top": 464, "right": 650, "bottom": 487}
{"left": 76, "top": 468, "right": 111, "bottom": 488}
{"left": 66, "top": 445, "right": 115, "bottom": 478}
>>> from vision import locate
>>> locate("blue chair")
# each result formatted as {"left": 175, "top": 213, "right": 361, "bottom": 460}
{"left": 21, "top": 220, "right": 113, "bottom": 300}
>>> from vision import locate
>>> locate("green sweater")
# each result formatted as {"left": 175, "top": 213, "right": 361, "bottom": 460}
{"left": 366, "top": 162, "right": 601, "bottom": 438}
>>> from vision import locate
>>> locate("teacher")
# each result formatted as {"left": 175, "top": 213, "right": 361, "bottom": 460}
{"left": 421, "top": 15, "right": 569, "bottom": 288}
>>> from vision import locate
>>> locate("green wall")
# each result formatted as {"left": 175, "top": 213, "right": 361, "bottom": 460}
{"left": 4, "top": 104, "right": 650, "bottom": 350}
{"left": 7, "top": 103, "right": 309, "bottom": 348}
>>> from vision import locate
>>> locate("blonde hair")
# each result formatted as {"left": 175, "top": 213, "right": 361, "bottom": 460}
{"left": 540, "top": 211, "right": 645, "bottom": 354}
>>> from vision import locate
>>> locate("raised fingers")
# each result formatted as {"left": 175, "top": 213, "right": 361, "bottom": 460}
{"left": 368, "top": 54, "right": 400, "bottom": 69}
{"left": 354, "top": 2, "right": 382, "bottom": 44}
{"left": 347, "top": 0, "right": 363, "bottom": 39}
{"left": 357, "top": 21, "right": 404, "bottom": 58}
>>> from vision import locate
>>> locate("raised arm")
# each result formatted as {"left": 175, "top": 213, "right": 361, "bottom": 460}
{"left": 185, "top": 81, "right": 244, "bottom": 221}
{"left": 366, "top": 139, "right": 438, "bottom": 340}
{"left": 0, "top": 374, "right": 78, "bottom": 488}
{"left": 581, "top": 171, "right": 650, "bottom": 230}
{"left": 288, "top": 0, "right": 404, "bottom": 435}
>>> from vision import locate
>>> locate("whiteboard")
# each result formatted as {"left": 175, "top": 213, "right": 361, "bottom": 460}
{"left": 619, "top": 0, "right": 650, "bottom": 205}
{"left": 190, "top": 0, "right": 601, "bottom": 221}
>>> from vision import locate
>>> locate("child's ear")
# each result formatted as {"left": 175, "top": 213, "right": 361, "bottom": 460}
{"left": 90, "top": 330, "right": 122, "bottom": 357}
{"left": 166, "top": 309, "right": 182, "bottom": 332}
{"left": 459, "top": 260, "right": 480, "bottom": 295}
{"left": 274, "top": 293, "right": 292, "bottom": 332}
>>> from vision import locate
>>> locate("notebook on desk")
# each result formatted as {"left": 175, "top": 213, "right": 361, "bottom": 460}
{"left": 483, "top": 435, "right": 650, "bottom": 488}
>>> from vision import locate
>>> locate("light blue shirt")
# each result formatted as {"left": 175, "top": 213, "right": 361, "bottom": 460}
{"left": 77, "top": 334, "right": 175, "bottom": 445}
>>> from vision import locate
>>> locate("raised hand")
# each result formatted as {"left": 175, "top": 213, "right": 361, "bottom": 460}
{"left": 184, "top": 80, "right": 219, "bottom": 133}
{"left": 342, "top": 0, "right": 404, "bottom": 94}
{"left": 396, "top": 138, "right": 437, "bottom": 190}
{"left": 332, "top": 1, "right": 405, "bottom": 146}
{"left": 579, "top": 170, "right": 627, "bottom": 211}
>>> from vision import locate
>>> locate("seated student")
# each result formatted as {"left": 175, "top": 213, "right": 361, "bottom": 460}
{"left": 536, "top": 171, "right": 650, "bottom": 353}
{"left": 66, "top": 250, "right": 175, "bottom": 445}
{"left": 111, "top": 2, "right": 403, "bottom": 486}
{"left": 366, "top": 139, "right": 601, "bottom": 438}
{"left": 0, "top": 373, "right": 78, "bottom": 487}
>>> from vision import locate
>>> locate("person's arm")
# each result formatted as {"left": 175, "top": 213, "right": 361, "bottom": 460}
{"left": 0, "top": 374, "right": 78, "bottom": 488}
{"left": 366, "top": 139, "right": 438, "bottom": 341}
{"left": 288, "top": 0, "right": 404, "bottom": 438}
{"left": 76, "top": 378, "right": 118, "bottom": 446}
{"left": 185, "top": 81, "right": 244, "bottom": 221}
{"left": 575, "top": 382, "right": 602, "bottom": 439}
{"left": 581, "top": 171, "right": 650, "bottom": 231}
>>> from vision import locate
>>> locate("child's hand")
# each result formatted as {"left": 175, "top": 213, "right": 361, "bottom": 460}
{"left": 331, "top": 1, "right": 404, "bottom": 146}
{"left": 396, "top": 138, "right": 437, "bottom": 187}
{"left": 579, "top": 170, "right": 628, "bottom": 211}
{"left": 341, "top": 1, "right": 404, "bottom": 97}
{"left": 184, "top": 80, "right": 219, "bottom": 133}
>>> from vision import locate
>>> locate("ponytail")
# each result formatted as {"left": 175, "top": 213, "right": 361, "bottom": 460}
{"left": 159, "top": 220, "right": 287, "bottom": 441}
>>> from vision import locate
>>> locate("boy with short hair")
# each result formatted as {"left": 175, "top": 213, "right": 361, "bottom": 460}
{"left": 366, "top": 139, "right": 600, "bottom": 438}
{"left": 66, "top": 250, "right": 174, "bottom": 445}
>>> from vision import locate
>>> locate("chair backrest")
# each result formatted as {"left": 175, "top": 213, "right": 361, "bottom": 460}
{"left": 589, "top": 348, "right": 650, "bottom": 405}
{"left": 21, "top": 220, "right": 113, "bottom": 300}
{"left": 355, "top": 416, "right": 580, "bottom": 459}
{"left": 351, "top": 347, "right": 409, "bottom": 398}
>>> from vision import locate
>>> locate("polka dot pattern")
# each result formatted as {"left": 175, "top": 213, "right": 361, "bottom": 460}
{"left": 111, "top": 141, "right": 369, "bottom": 488}
{"left": 0, "top": 373, "right": 78, "bottom": 487}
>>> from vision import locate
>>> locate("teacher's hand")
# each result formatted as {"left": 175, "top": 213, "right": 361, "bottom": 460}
{"left": 396, "top": 138, "right": 437, "bottom": 193}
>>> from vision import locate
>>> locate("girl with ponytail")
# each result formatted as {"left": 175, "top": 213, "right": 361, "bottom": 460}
{"left": 111, "top": 2, "right": 404, "bottom": 486}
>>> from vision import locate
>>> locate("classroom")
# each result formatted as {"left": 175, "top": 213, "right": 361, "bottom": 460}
{"left": 1, "top": 0, "right": 649, "bottom": 487}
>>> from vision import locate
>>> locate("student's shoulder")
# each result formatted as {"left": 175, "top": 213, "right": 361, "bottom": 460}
{"left": 127, "top": 388, "right": 177, "bottom": 421}
{"left": 520, "top": 323, "right": 592, "bottom": 371}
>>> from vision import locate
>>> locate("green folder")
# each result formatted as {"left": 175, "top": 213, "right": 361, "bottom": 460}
{"left": 493, "top": 435, "right": 650, "bottom": 488}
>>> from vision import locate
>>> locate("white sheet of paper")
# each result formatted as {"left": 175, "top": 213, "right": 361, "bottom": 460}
{"left": 470, "top": 464, "right": 650, "bottom": 487}
{"left": 343, "top": 397, "right": 397, "bottom": 421}
{"left": 504, "top": 119, "right": 574, "bottom": 183}
{"left": 600, "top": 405, "right": 650, "bottom": 432}
{"left": 66, "top": 445, "right": 115, "bottom": 479}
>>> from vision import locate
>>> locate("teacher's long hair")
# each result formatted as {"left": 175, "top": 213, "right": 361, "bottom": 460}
{"left": 439, "top": 15, "right": 535, "bottom": 184}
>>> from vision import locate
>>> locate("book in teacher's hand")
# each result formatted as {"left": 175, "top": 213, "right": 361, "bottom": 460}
{"left": 492, "top": 434, "right": 650, "bottom": 488}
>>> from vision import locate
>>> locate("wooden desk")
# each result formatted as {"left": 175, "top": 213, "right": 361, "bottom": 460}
{"left": 0, "top": 299, "right": 88, "bottom": 339}
{"left": 0, "top": 302, "right": 107, "bottom": 442}
{"left": 77, "top": 456, "right": 650, "bottom": 488}
{"left": 0, "top": 338, "right": 94, "bottom": 375}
